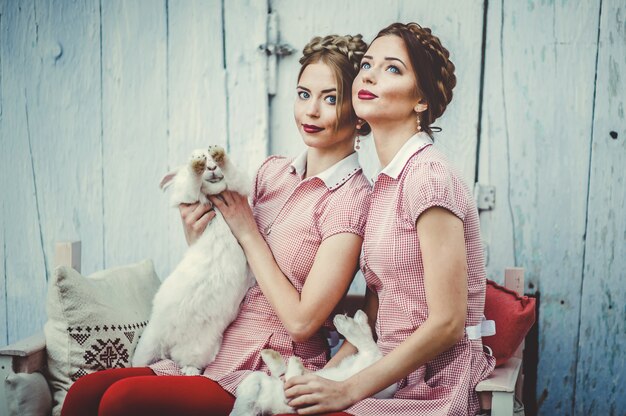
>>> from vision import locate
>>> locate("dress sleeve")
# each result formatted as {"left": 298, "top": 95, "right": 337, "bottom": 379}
{"left": 404, "top": 160, "right": 468, "bottom": 224}
{"left": 251, "top": 155, "right": 282, "bottom": 207}
{"left": 318, "top": 179, "right": 372, "bottom": 241}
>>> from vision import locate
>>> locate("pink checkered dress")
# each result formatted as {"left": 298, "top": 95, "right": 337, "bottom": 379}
{"left": 151, "top": 151, "right": 372, "bottom": 395}
{"left": 347, "top": 133, "right": 495, "bottom": 416}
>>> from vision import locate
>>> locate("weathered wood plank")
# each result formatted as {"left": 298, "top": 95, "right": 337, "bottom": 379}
{"left": 1, "top": 0, "right": 103, "bottom": 343}
{"left": 101, "top": 0, "right": 169, "bottom": 279}
{"left": 478, "top": 0, "right": 600, "bottom": 413}
{"left": 0, "top": 0, "right": 45, "bottom": 345}
{"left": 576, "top": 1, "right": 625, "bottom": 414}
{"left": 166, "top": 0, "right": 228, "bottom": 269}
{"left": 0, "top": 170, "right": 6, "bottom": 346}
{"left": 223, "top": 0, "right": 270, "bottom": 178}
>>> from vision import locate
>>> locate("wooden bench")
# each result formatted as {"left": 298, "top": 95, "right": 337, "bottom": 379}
{"left": 0, "top": 243, "right": 527, "bottom": 416}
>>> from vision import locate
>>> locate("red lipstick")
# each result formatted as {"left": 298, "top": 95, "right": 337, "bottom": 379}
{"left": 358, "top": 89, "right": 378, "bottom": 100}
{"left": 303, "top": 124, "right": 324, "bottom": 133}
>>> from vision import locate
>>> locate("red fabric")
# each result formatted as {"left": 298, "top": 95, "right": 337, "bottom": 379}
{"left": 61, "top": 367, "right": 234, "bottom": 416}
{"left": 483, "top": 279, "right": 536, "bottom": 366}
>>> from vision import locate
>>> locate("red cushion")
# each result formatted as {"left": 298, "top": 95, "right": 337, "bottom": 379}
{"left": 482, "top": 279, "right": 536, "bottom": 367}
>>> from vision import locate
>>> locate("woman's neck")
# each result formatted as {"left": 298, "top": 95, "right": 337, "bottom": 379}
{"left": 370, "top": 121, "right": 419, "bottom": 168}
{"left": 305, "top": 142, "right": 355, "bottom": 178}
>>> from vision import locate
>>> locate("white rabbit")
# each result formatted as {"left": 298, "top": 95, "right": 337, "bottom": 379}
{"left": 230, "top": 310, "right": 397, "bottom": 415}
{"left": 132, "top": 146, "right": 254, "bottom": 376}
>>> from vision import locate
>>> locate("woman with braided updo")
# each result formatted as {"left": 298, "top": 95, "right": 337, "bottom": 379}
{"left": 62, "top": 34, "right": 370, "bottom": 416}
{"left": 285, "top": 23, "right": 495, "bottom": 416}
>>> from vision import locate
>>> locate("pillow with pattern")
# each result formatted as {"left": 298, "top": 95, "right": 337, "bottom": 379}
{"left": 44, "top": 260, "right": 160, "bottom": 416}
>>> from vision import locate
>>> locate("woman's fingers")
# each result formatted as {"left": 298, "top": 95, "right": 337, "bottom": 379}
{"left": 194, "top": 209, "right": 216, "bottom": 231}
{"left": 180, "top": 202, "right": 212, "bottom": 223}
{"left": 179, "top": 202, "right": 215, "bottom": 245}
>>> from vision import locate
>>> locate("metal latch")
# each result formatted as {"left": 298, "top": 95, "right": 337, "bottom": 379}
{"left": 258, "top": 43, "right": 295, "bottom": 57}
{"left": 474, "top": 183, "right": 495, "bottom": 211}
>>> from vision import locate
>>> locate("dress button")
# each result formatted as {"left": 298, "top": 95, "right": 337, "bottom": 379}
{"left": 265, "top": 226, "right": 271, "bottom": 235}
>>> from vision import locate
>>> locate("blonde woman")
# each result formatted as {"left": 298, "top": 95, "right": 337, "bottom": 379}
{"left": 61, "top": 34, "right": 371, "bottom": 416}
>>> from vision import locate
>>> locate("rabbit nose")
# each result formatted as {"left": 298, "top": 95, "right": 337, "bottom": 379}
{"left": 207, "top": 165, "right": 217, "bottom": 171}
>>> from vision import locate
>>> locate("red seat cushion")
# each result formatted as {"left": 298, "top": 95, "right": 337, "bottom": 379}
{"left": 483, "top": 279, "right": 536, "bottom": 367}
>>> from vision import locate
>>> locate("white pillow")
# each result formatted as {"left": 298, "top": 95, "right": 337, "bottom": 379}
{"left": 44, "top": 260, "right": 160, "bottom": 416}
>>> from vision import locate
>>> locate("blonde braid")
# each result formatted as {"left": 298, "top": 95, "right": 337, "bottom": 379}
{"left": 300, "top": 34, "right": 367, "bottom": 74}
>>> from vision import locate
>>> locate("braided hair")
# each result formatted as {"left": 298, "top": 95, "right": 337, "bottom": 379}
{"left": 298, "top": 35, "right": 370, "bottom": 135}
{"left": 374, "top": 23, "right": 456, "bottom": 135}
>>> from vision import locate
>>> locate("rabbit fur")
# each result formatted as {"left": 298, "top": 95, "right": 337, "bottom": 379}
{"left": 132, "top": 146, "right": 254, "bottom": 376}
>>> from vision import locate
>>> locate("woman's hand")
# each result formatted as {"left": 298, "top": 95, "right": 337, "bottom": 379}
{"left": 284, "top": 374, "right": 355, "bottom": 414}
{"left": 209, "top": 190, "right": 259, "bottom": 244}
{"left": 179, "top": 202, "right": 216, "bottom": 246}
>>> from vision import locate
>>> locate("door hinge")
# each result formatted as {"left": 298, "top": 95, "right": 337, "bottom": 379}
{"left": 260, "top": 11, "right": 295, "bottom": 96}
{"left": 474, "top": 183, "right": 496, "bottom": 211}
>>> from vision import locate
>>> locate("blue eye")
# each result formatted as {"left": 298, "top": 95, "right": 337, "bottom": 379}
{"left": 387, "top": 65, "right": 400, "bottom": 74}
{"left": 298, "top": 91, "right": 310, "bottom": 99}
{"left": 325, "top": 96, "right": 337, "bottom": 105}
{"left": 360, "top": 62, "right": 371, "bottom": 70}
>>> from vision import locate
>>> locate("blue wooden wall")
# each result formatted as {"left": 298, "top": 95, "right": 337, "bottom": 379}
{"left": 0, "top": 1, "right": 623, "bottom": 414}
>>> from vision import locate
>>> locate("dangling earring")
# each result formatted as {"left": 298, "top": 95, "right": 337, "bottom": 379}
{"left": 416, "top": 113, "right": 422, "bottom": 132}
{"left": 355, "top": 120, "right": 363, "bottom": 150}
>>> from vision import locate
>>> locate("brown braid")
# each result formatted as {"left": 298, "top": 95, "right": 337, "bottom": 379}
{"left": 375, "top": 22, "right": 456, "bottom": 135}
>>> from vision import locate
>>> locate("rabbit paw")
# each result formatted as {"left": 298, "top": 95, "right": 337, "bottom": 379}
{"left": 208, "top": 145, "right": 226, "bottom": 167}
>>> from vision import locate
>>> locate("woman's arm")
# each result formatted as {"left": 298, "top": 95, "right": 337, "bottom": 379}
{"left": 284, "top": 206, "right": 468, "bottom": 414}
{"left": 210, "top": 191, "right": 362, "bottom": 342}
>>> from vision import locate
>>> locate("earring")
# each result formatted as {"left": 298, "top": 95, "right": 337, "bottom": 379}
{"left": 416, "top": 113, "right": 422, "bottom": 132}
{"left": 355, "top": 119, "right": 364, "bottom": 150}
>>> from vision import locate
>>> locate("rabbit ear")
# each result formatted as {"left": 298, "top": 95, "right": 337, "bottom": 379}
{"left": 159, "top": 172, "right": 177, "bottom": 190}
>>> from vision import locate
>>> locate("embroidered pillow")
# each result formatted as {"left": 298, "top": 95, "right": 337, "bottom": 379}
{"left": 44, "top": 260, "right": 160, "bottom": 416}
{"left": 482, "top": 279, "right": 536, "bottom": 367}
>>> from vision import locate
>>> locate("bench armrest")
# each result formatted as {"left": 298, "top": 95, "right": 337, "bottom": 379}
{"left": 476, "top": 357, "right": 522, "bottom": 393}
{"left": 0, "top": 332, "right": 46, "bottom": 373}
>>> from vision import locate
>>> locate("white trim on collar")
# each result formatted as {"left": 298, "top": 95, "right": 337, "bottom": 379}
{"left": 289, "top": 151, "right": 362, "bottom": 190}
{"left": 374, "top": 132, "right": 433, "bottom": 181}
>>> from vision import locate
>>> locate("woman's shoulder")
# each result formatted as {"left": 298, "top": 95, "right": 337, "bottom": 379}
{"left": 255, "top": 155, "right": 292, "bottom": 180}
{"left": 400, "top": 146, "right": 473, "bottom": 220}
{"left": 403, "top": 145, "right": 464, "bottom": 186}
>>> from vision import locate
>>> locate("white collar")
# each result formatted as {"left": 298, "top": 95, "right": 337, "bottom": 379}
{"left": 289, "top": 151, "right": 362, "bottom": 190}
{"left": 374, "top": 132, "right": 433, "bottom": 181}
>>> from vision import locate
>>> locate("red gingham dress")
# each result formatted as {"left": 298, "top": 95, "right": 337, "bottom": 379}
{"left": 347, "top": 133, "right": 495, "bottom": 416}
{"left": 151, "top": 151, "right": 372, "bottom": 395}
